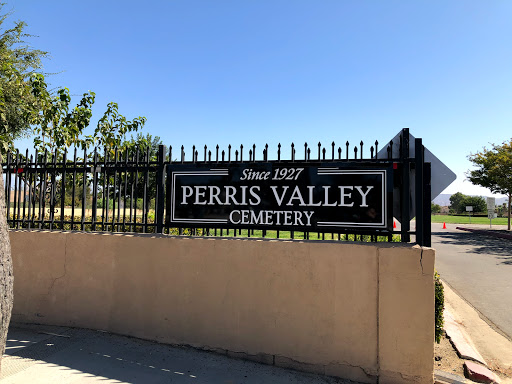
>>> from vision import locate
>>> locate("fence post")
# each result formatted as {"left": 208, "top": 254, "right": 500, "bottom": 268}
{"left": 155, "top": 145, "right": 166, "bottom": 234}
{"left": 91, "top": 149, "right": 98, "bottom": 231}
{"left": 5, "top": 152, "right": 11, "bottom": 227}
{"left": 400, "top": 128, "right": 410, "bottom": 242}
{"left": 415, "top": 138, "right": 424, "bottom": 245}
{"left": 423, "top": 162, "right": 432, "bottom": 247}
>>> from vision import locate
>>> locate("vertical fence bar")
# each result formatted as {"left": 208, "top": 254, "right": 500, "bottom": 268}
{"left": 129, "top": 150, "right": 135, "bottom": 232}
{"left": 60, "top": 149, "right": 67, "bottom": 229}
{"left": 400, "top": 128, "right": 410, "bottom": 242}
{"left": 415, "top": 138, "right": 424, "bottom": 246}
{"left": 122, "top": 148, "right": 128, "bottom": 232}
{"left": 71, "top": 148, "right": 77, "bottom": 230}
{"left": 387, "top": 144, "right": 393, "bottom": 242}
{"left": 143, "top": 147, "right": 150, "bottom": 233}
{"left": 112, "top": 148, "right": 118, "bottom": 232}
{"left": 21, "top": 150, "right": 29, "bottom": 227}
{"left": 92, "top": 149, "right": 98, "bottom": 231}
{"left": 32, "top": 151, "right": 38, "bottom": 228}
{"left": 102, "top": 149, "right": 108, "bottom": 232}
{"left": 133, "top": 148, "right": 141, "bottom": 233}
{"left": 166, "top": 146, "right": 172, "bottom": 235}
{"left": 49, "top": 150, "right": 57, "bottom": 230}
{"left": 13, "top": 151, "right": 19, "bottom": 228}
{"left": 28, "top": 155, "right": 34, "bottom": 229}
{"left": 16, "top": 153, "right": 23, "bottom": 228}
{"left": 106, "top": 150, "right": 112, "bottom": 231}
{"left": 81, "top": 148, "right": 87, "bottom": 231}
{"left": 156, "top": 145, "right": 166, "bottom": 234}
{"left": 423, "top": 162, "right": 432, "bottom": 247}
{"left": 5, "top": 152, "right": 11, "bottom": 227}
{"left": 117, "top": 150, "right": 122, "bottom": 232}
{"left": 40, "top": 150, "right": 48, "bottom": 229}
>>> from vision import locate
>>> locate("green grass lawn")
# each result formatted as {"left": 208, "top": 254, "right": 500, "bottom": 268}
{"left": 431, "top": 215, "right": 509, "bottom": 225}
{"left": 173, "top": 228, "right": 400, "bottom": 242}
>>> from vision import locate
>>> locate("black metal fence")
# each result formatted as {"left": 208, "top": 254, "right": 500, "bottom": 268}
{"left": 2, "top": 128, "right": 432, "bottom": 245}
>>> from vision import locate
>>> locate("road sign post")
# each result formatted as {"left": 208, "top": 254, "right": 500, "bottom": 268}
{"left": 466, "top": 206, "right": 473, "bottom": 224}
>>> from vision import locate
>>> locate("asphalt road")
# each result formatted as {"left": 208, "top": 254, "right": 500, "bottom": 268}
{"left": 431, "top": 222, "right": 512, "bottom": 340}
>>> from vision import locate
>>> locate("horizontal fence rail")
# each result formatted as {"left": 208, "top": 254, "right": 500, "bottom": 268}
{"left": 2, "top": 129, "right": 432, "bottom": 245}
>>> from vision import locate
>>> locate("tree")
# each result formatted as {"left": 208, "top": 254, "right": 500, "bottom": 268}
{"left": 27, "top": 74, "right": 146, "bottom": 215}
{"left": 467, "top": 140, "right": 512, "bottom": 230}
{"left": 30, "top": 74, "right": 146, "bottom": 156}
{"left": 431, "top": 202, "right": 441, "bottom": 214}
{"left": 30, "top": 74, "right": 96, "bottom": 154}
{"left": 98, "top": 133, "right": 163, "bottom": 212}
{"left": 0, "top": 5, "right": 48, "bottom": 370}
{"left": 448, "top": 192, "right": 486, "bottom": 214}
{"left": 498, "top": 202, "right": 508, "bottom": 217}
{"left": 449, "top": 192, "right": 466, "bottom": 214}
{"left": 463, "top": 195, "right": 486, "bottom": 213}
{"left": 0, "top": 9, "right": 47, "bottom": 153}
{"left": 121, "top": 133, "right": 163, "bottom": 201}
{"left": 0, "top": 7, "right": 146, "bottom": 370}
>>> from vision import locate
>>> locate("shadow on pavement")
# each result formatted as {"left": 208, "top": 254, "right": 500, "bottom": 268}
{"left": 432, "top": 230, "right": 512, "bottom": 266}
{"left": 1, "top": 324, "right": 355, "bottom": 384}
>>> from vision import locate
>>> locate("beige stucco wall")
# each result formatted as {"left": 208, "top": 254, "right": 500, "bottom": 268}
{"left": 9, "top": 230, "right": 435, "bottom": 384}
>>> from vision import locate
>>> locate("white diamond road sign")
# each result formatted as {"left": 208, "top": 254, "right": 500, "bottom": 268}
{"left": 377, "top": 130, "right": 456, "bottom": 222}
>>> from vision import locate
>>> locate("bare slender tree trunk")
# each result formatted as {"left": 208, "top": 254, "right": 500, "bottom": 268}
{"left": 0, "top": 164, "right": 14, "bottom": 372}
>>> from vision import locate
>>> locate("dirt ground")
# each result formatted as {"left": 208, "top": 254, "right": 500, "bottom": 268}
{"left": 435, "top": 332, "right": 512, "bottom": 383}
{"left": 487, "top": 360, "right": 512, "bottom": 382}
{"left": 435, "top": 332, "right": 465, "bottom": 377}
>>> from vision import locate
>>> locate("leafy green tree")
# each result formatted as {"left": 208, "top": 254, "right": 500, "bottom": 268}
{"left": 463, "top": 196, "right": 486, "bottom": 213}
{"left": 95, "top": 103, "right": 147, "bottom": 154}
{"left": 431, "top": 202, "right": 441, "bottom": 214}
{"left": 0, "top": 8, "right": 47, "bottom": 153}
{"left": 30, "top": 74, "right": 95, "bottom": 154}
{"left": 117, "top": 133, "right": 163, "bottom": 210}
{"left": 498, "top": 202, "right": 508, "bottom": 217}
{"left": 467, "top": 140, "right": 512, "bottom": 230}
{"left": 448, "top": 192, "right": 486, "bottom": 214}
{"left": 0, "top": 5, "right": 48, "bottom": 371}
{"left": 30, "top": 74, "right": 146, "bottom": 156}
{"left": 26, "top": 74, "right": 147, "bottom": 214}
{"left": 449, "top": 192, "right": 466, "bottom": 214}
{"left": 120, "top": 132, "right": 162, "bottom": 155}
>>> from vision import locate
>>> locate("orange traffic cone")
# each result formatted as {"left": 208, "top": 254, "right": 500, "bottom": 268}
{"left": 443, "top": 222, "right": 447, "bottom": 229}
{"left": 393, "top": 220, "right": 397, "bottom": 229}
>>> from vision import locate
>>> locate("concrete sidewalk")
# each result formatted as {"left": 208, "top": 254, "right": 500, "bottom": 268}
{"left": 0, "top": 323, "right": 358, "bottom": 384}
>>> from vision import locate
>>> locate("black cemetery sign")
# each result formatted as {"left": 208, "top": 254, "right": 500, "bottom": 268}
{"left": 166, "top": 162, "right": 393, "bottom": 232}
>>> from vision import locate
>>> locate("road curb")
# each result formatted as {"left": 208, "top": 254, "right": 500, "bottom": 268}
{"left": 456, "top": 227, "right": 512, "bottom": 240}
{"left": 464, "top": 361, "right": 502, "bottom": 384}
{"left": 443, "top": 311, "right": 503, "bottom": 383}
{"left": 444, "top": 310, "right": 487, "bottom": 366}
{"left": 435, "top": 369, "right": 468, "bottom": 383}
{"left": 441, "top": 282, "right": 510, "bottom": 384}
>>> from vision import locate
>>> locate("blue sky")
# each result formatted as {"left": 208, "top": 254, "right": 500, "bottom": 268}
{"left": 8, "top": 0, "right": 512, "bottom": 197}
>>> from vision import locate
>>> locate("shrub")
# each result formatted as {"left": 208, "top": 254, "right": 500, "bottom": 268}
{"left": 434, "top": 271, "right": 444, "bottom": 343}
